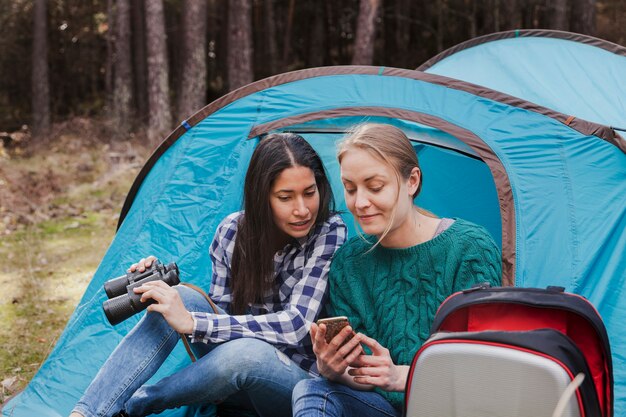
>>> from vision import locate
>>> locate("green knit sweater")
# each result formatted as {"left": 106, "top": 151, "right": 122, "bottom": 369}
{"left": 328, "top": 218, "right": 502, "bottom": 409}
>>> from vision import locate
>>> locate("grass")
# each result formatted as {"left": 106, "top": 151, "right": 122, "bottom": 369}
{"left": 0, "top": 212, "right": 118, "bottom": 404}
{"left": 0, "top": 126, "right": 146, "bottom": 405}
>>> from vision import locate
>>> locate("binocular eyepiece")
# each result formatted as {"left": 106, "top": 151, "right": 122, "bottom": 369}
{"left": 102, "top": 261, "right": 180, "bottom": 325}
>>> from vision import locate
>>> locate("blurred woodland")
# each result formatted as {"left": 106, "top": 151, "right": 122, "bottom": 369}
{"left": 1, "top": 0, "right": 625, "bottom": 140}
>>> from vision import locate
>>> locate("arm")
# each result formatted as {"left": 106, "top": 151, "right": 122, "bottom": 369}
{"left": 452, "top": 228, "right": 502, "bottom": 292}
{"left": 191, "top": 218, "right": 346, "bottom": 346}
{"left": 205, "top": 212, "right": 240, "bottom": 313}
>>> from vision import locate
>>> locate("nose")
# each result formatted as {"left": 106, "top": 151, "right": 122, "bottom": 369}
{"left": 293, "top": 196, "right": 309, "bottom": 217}
{"left": 354, "top": 189, "right": 371, "bottom": 210}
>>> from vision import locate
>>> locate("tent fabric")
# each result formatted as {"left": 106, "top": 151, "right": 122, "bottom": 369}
{"left": 3, "top": 65, "right": 625, "bottom": 417}
{"left": 418, "top": 29, "right": 626, "bottom": 131}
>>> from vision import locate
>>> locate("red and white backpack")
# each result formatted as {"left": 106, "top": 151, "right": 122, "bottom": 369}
{"left": 405, "top": 285, "right": 613, "bottom": 417}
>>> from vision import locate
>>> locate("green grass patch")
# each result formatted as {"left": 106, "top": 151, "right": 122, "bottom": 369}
{"left": 0, "top": 211, "right": 117, "bottom": 402}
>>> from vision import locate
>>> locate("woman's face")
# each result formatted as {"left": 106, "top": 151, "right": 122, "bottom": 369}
{"left": 269, "top": 165, "right": 320, "bottom": 240}
{"left": 340, "top": 147, "right": 418, "bottom": 239}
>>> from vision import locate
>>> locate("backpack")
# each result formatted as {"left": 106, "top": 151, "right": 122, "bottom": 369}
{"left": 405, "top": 285, "right": 613, "bottom": 417}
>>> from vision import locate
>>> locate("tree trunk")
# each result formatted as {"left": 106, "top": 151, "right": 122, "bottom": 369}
{"left": 227, "top": 0, "right": 253, "bottom": 90}
{"left": 106, "top": 0, "right": 115, "bottom": 110}
{"left": 177, "top": 0, "right": 208, "bottom": 121}
{"left": 352, "top": 0, "right": 381, "bottom": 65}
{"left": 145, "top": 0, "right": 172, "bottom": 142}
{"left": 571, "top": 0, "right": 597, "bottom": 35}
{"left": 548, "top": 0, "right": 569, "bottom": 30}
{"left": 395, "top": 0, "right": 412, "bottom": 68}
{"left": 264, "top": 0, "right": 279, "bottom": 74}
{"left": 282, "top": 0, "right": 295, "bottom": 68}
{"left": 308, "top": 2, "right": 326, "bottom": 68}
{"left": 493, "top": 0, "right": 501, "bottom": 31}
{"left": 501, "top": 0, "right": 521, "bottom": 30}
{"left": 31, "top": 0, "right": 50, "bottom": 137}
{"left": 436, "top": 0, "right": 445, "bottom": 53}
{"left": 132, "top": 0, "right": 148, "bottom": 125}
{"left": 113, "top": 0, "right": 133, "bottom": 133}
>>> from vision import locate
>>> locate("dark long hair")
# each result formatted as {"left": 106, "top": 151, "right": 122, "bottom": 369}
{"left": 230, "top": 133, "right": 335, "bottom": 314}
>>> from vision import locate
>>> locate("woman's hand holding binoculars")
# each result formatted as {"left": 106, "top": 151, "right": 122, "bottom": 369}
{"left": 128, "top": 255, "right": 158, "bottom": 273}
{"left": 134, "top": 280, "right": 195, "bottom": 334}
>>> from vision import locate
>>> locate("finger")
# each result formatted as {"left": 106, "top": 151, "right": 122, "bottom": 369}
{"left": 136, "top": 258, "right": 148, "bottom": 272}
{"left": 128, "top": 261, "right": 140, "bottom": 273}
{"left": 348, "top": 364, "right": 385, "bottom": 377}
{"left": 145, "top": 255, "right": 157, "bottom": 268}
{"left": 358, "top": 334, "right": 387, "bottom": 355}
{"left": 352, "top": 375, "right": 383, "bottom": 387}
{"left": 312, "top": 324, "right": 329, "bottom": 355}
{"left": 132, "top": 281, "right": 163, "bottom": 293}
{"left": 139, "top": 287, "right": 168, "bottom": 304}
{"left": 146, "top": 303, "right": 165, "bottom": 314}
{"left": 351, "top": 354, "right": 386, "bottom": 368}
{"left": 343, "top": 343, "right": 365, "bottom": 366}
{"left": 329, "top": 326, "right": 354, "bottom": 351}
{"left": 310, "top": 323, "right": 318, "bottom": 341}
{"left": 314, "top": 324, "right": 328, "bottom": 346}
{"left": 336, "top": 329, "right": 361, "bottom": 357}
{"left": 139, "top": 280, "right": 170, "bottom": 290}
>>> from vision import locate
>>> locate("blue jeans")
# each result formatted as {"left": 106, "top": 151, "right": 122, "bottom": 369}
{"left": 73, "top": 285, "right": 310, "bottom": 417}
{"left": 292, "top": 378, "right": 401, "bottom": 417}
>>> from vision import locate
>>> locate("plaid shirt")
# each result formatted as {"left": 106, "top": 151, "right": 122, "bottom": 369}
{"left": 190, "top": 211, "right": 346, "bottom": 374}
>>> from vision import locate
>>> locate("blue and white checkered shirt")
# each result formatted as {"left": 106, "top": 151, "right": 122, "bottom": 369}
{"left": 190, "top": 211, "right": 346, "bottom": 374}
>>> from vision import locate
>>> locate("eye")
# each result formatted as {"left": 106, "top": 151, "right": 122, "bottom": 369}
{"left": 344, "top": 188, "right": 356, "bottom": 195}
{"left": 277, "top": 195, "right": 290, "bottom": 202}
{"left": 370, "top": 186, "right": 383, "bottom": 193}
{"left": 305, "top": 190, "right": 317, "bottom": 197}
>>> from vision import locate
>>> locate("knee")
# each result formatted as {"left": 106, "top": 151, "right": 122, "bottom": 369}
{"left": 175, "top": 285, "right": 209, "bottom": 310}
{"left": 293, "top": 378, "right": 328, "bottom": 400}
{"left": 292, "top": 378, "right": 330, "bottom": 415}
{"left": 210, "top": 339, "right": 276, "bottom": 381}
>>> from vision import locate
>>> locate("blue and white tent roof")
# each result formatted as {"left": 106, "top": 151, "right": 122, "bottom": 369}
{"left": 419, "top": 29, "right": 626, "bottom": 130}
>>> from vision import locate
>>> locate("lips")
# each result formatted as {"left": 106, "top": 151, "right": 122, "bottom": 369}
{"left": 357, "top": 213, "right": 380, "bottom": 222}
{"left": 289, "top": 218, "right": 312, "bottom": 229}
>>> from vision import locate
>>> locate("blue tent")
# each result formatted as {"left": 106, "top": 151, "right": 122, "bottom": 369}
{"left": 419, "top": 29, "right": 626, "bottom": 129}
{"left": 3, "top": 65, "right": 625, "bottom": 416}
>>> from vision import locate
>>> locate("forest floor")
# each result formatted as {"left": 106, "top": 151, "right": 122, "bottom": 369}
{"left": 0, "top": 118, "right": 154, "bottom": 404}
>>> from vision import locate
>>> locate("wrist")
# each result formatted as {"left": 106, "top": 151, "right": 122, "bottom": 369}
{"left": 393, "top": 365, "right": 410, "bottom": 391}
{"left": 184, "top": 312, "right": 195, "bottom": 334}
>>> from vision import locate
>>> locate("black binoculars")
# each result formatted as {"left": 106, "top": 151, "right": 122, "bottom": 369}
{"left": 102, "top": 261, "right": 180, "bottom": 325}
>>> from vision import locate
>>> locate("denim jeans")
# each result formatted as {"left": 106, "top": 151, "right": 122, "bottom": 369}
{"left": 73, "top": 285, "right": 311, "bottom": 417}
{"left": 292, "top": 378, "right": 401, "bottom": 417}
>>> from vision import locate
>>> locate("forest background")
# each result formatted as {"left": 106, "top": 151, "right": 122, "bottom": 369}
{"left": 1, "top": 0, "right": 625, "bottom": 405}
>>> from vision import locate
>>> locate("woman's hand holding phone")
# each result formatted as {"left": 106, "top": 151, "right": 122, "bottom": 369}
{"left": 347, "top": 334, "right": 409, "bottom": 392}
{"left": 311, "top": 317, "right": 364, "bottom": 383}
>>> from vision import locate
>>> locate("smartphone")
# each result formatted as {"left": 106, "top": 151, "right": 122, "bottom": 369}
{"left": 317, "top": 316, "right": 353, "bottom": 346}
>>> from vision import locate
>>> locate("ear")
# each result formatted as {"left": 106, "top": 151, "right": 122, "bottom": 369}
{"left": 406, "top": 167, "right": 421, "bottom": 197}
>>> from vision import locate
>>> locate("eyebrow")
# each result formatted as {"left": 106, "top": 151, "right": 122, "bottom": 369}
{"left": 342, "top": 175, "right": 385, "bottom": 183}
{"left": 274, "top": 183, "right": 317, "bottom": 193}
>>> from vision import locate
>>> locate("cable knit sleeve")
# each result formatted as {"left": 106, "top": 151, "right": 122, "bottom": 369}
{"left": 452, "top": 225, "right": 502, "bottom": 292}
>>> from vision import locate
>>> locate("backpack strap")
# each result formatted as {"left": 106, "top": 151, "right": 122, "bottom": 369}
{"left": 179, "top": 282, "right": 219, "bottom": 362}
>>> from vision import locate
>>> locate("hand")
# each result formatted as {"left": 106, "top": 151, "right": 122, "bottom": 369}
{"left": 311, "top": 322, "right": 363, "bottom": 381}
{"left": 134, "top": 281, "right": 195, "bottom": 334}
{"left": 347, "top": 334, "right": 409, "bottom": 392}
{"left": 128, "top": 255, "right": 158, "bottom": 273}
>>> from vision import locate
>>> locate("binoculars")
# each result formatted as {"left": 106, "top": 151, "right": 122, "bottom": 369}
{"left": 102, "top": 261, "right": 180, "bottom": 325}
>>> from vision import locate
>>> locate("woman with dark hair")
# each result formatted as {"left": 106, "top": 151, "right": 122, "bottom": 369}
{"left": 70, "top": 133, "right": 346, "bottom": 417}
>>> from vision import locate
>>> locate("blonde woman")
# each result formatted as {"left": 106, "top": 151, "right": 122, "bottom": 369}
{"left": 292, "top": 124, "right": 502, "bottom": 417}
